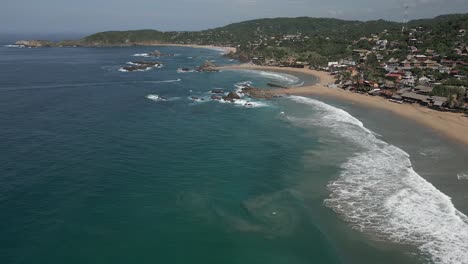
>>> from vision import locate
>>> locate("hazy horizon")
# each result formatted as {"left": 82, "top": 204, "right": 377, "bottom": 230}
{"left": 2, "top": 0, "right": 468, "bottom": 36}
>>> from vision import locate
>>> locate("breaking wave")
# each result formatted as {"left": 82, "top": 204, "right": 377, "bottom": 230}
{"left": 146, "top": 94, "right": 167, "bottom": 102}
{"left": 218, "top": 98, "right": 269, "bottom": 108}
{"left": 4, "top": 44, "right": 26, "bottom": 48}
{"left": 287, "top": 96, "right": 468, "bottom": 264}
{"left": 177, "top": 68, "right": 197, "bottom": 73}
{"left": 237, "top": 70, "right": 303, "bottom": 86}
{"left": 146, "top": 94, "right": 180, "bottom": 102}
{"left": 132, "top": 53, "right": 150, "bottom": 57}
{"left": 118, "top": 67, "right": 153, "bottom": 72}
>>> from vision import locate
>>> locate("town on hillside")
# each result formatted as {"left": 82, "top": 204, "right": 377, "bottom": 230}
{"left": 247, "top": 27, "right": 468, "bottom": 114}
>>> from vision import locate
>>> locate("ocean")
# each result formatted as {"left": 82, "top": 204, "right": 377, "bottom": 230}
{"left": 1, "top": 43, "right": 467, "bottom": 264}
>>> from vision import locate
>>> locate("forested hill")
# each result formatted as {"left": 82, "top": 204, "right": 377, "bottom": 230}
{"left": 82, "top": 17, "right": 402, "bottom": 45}
{"left": 83, "top": 29, "right": 170, "bottom": 45}
{"left": 83, "top": 14, "right": 467, "bottom": 45}
{"left": 25, "top": 14, "right": 465, "bottom": 66}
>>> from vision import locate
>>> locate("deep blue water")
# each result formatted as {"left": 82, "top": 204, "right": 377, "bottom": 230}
{"left": 1, "top": 44, "right": 467, "bottom": 264}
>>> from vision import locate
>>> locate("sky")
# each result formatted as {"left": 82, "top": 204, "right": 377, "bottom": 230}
{"left": 1, "top": 0, "right": 468, "bottom": 36}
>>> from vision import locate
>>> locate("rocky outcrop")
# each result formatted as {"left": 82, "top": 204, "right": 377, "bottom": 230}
{"left": 196, "top": 61, "right": 219, "bottom": 72}
{"left": 148, "top": 50, "right": 161, "bottom": 56}
{"left": 211, "top": 89, "right": 224, "bottom": 94}
{"left": 222, "top": 92, "right": 241, "bottom": 102}
{"left": 122, "top": 61, "right": 163, "bottom": 72}
{"left": 15, "top": 40, "right": 54, "bottom": 48}
{"left": 240, "top": 87, "right": 275, "bottom": 99}
{"left": 223, "top": 51, "right": 249, "bottom": 62}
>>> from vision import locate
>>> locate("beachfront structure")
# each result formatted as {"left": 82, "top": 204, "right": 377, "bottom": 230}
{"left": 414, "top": 85, "right": 433, "bottom": 95}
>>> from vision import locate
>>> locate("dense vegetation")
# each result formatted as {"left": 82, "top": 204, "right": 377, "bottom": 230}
{"left": 84, "top": 29, "right": 169, "bottom": 44}
{"left": 82, "top": 14, "right": 468, "bottom": 64}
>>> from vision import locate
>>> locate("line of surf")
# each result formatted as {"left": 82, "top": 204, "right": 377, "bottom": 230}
{"left": 287, "top": 95, "right": 468, "bottom": 264}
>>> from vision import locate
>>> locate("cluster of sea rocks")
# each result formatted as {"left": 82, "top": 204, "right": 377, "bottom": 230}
{"left": 177, "top": 60, "right": 219, "bottom": 73}
{"left": 121, "top": 61, "right": 163, "bottom": 72}
{"left": 187, "top": 81, "right": 276, "bottom": 107}
{"left": 119, "top": 49, "right": 220, "bottom": 73}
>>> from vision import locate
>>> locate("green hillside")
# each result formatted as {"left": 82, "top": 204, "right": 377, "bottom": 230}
{"left": 83, "top": 29, "right": 169, "bottom": 45}
{"left": 81, "top": 14, "right": 468, "bottom": 64}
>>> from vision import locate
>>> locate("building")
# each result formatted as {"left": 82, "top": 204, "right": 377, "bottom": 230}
{"left": 414, "top": 85, "right": 433, "bottom": 95}
{"left": 401, "top": 92, "right": 430, "bottom": 105}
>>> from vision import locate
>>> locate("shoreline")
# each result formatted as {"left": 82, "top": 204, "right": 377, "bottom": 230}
{"left": 143, "top": 43, "right": 236, "bottom": 54}
{"left": 217, "top": 64, "right": 468, "bottom": 146}
{"left": 9, "top": 40, "right": 237, "bottom": 54}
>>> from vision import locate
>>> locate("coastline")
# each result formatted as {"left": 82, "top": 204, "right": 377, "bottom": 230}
{"left": 143, "top": 43, "right": 236, "bottom": 53}
{"left": 10, "top": 40, "right": 237, "bottom": 54}
{"left": 217, "top": 64, "right": 468, "bottom": 146}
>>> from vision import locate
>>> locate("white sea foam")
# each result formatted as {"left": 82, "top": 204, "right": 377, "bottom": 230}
{"left": 188, "top": 96, "right": 208, "bottom": 103}
{"left": 177, "top": 68, "right": 196, "bottom": 73}
{"left": 4, "top": 44, "right": 26, "bottom": 48}
{"left": 146, "top": 94, "right": 167, "bottom": 102}
{"left": 200, "top": 47, "right": 230, "bottom": 55}
{"left": 118, "top": 64, "right": 163, "bottom": 73}
{"left": 217, "top": 98, "right": 269, "bottom": 108}
{"left": 457, "top": 172, "right": 468, "bottom": 180}
{"left": 118, "top": 66, "right": 153, "bottom": 72}
{"left": 288, "top": 95, "right": 468, "bottom": 264}
{"left": 234, "top": 81, "right": 253, "bottom": 94}
{"left": 132, "top": 53, "right": 150, "bottom": 57}
{"left": 238, "top": 70, "right": 303, "bottom": 86}
{"left": 235, "top": 81, "right": 253, "bottom": 88}
{"left": 128, "top": 61, "right": 164, "bottom": 68}
{"left": 146, "top": 95, "right": 180, "bottom": 102}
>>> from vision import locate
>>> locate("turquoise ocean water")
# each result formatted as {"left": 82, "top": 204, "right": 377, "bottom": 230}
{"left": 1, "top": 44, "right": 467, "bottom": 264}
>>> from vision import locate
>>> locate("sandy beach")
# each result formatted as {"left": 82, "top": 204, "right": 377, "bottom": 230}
{"left": 218, "top": 64, "right": 468, "bottom": 146}
{"left": 138, "top": 43, "right": 236, "bottom": 53}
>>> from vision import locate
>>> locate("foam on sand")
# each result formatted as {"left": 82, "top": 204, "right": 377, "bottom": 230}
{"left": 287, "top": 95, "right": 468, "bottom": 264}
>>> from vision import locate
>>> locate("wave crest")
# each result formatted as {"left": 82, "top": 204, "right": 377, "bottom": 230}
{"left": 238, "top": 70, "right": 303, "bottom": 86}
